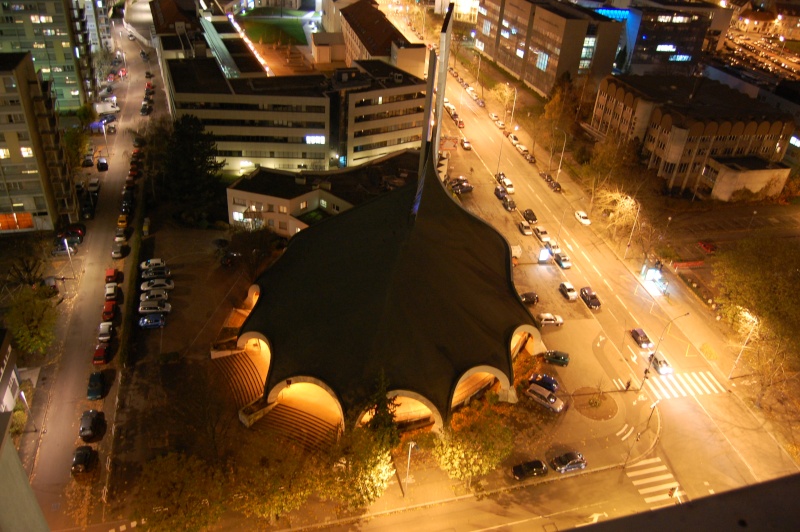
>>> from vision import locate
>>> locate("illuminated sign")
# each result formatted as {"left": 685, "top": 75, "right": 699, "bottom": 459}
{"left": 306, "top": 135, "right": 326, "bottom": 145}
{"left": 657, "top": 44, "right": 677, "bottom": 52}
{"left": 669, "top": 54, "right": 691, "bottom": 62}
{"left": 790, "top": 136, "right": 800, "bottom": 148}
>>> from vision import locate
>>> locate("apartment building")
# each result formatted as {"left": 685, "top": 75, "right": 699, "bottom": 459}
{"left": 0, "top": 53, "right": 74, "bottom": 233}
{"left": 476, "top": 0, "right": 622, "bottom": 97}
{"left": 227, "top": 149, "right": 419, "bottom": 235}
{"left": 0, "top": 1, "right": 98, "bottom": 110}
{"left": 591, "top": 74, "right": 795, "bottom": 201}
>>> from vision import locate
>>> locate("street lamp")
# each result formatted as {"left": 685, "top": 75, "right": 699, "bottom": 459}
{"left": 20, "top": 391, "right": 37, "bottom": 432}
{"left": 650, "top": 312, "right": 690, "bottom": 370}
{"left": 748, "top": 210, "right": 757, "bottom": 228}
{"left": 507, "top": 83, "right": 518, "bottom": 130}
{"left": 555, "top": 127, "right": 567, "bottom": 182}
{"left": 623, "top": 202, "right": 641, "bottom": 260}
{"left": 728, "top": 311, "right": 758, "bottom": 379}
{"left": 101, "top": 122, "right": 109, "bottom": 157}
{"left": 63, "top": 238, "right": 77, "bottom": 279}
{"left": 404, "top": 441, "right": 417, "bottom": 497}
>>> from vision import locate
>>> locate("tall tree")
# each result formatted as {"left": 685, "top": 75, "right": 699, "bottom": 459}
{"left": 131, "top": 453, "right": 227, "bottom": 532}
{"left": 162, "top": 115, "right": 225, "bottom": 205}
{"left": 364, "top": 371, "right": 400, "bottom": 450}
{"left": 4, "top": 286, "right": 57, "bottom": 357}
{"left": 318, "top": 427, "right": 395, "bottom": 511}
{"left": 432, "top": 405, "right": 514, "bottom": 489}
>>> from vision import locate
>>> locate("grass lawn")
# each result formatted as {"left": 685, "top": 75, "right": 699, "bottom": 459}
{"left": 237, "top": 17, "right": 307, "bottom": 46}
{"left": 242, "top": 7, "right": 308, "bottom": 18}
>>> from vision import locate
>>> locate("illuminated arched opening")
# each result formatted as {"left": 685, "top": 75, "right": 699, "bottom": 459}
{"left": 246, "top": 283, "right": 261, "bottom": 307}
{"left": 358, "top": 389, "right": 444, "bottom": 433}
{"left": 237, "top": 331, "right": 272, "bottom": 375}
{"left": 267, "top": 376, "right": 344, "bottom": 428}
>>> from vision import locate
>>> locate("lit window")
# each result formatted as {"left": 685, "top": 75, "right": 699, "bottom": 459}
{"left": 300, "top": 201, "right": 308, "bottom": 209}
{"left": 279, "top": 205, "right": 288, "bottom": 214}
{"left": 320, "top": 199, "right": 327, "bottom": 208}
{"left": 21, "top": 147, "right": 33, "bottom": 157}
{"left": 0, "top": 149, "right": 10, "bottom": 159}
{"left": 232, "top": 211, "right": 244, "bottom": 221}
{"left": 233, "top": 197, "right": 246, "bottom": 206}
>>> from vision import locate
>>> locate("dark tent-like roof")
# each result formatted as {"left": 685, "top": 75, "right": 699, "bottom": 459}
{"left": 239, "top": 149, "right": 534, "bottom": 422}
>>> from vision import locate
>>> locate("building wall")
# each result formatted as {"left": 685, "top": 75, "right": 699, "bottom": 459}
{"left": 174, "top": 93, "right": 331, "bottom": 174}
{"left": 0, "top": 1, "right": 93, "bottom": 109}
{"left": 477, "top": 0, "right": 621, "bottom": 97}
{"left": 0, "top": 53, "right": 73, "bottom": 234}
{"left": 625, "top": 8, "right": 711, "bottom": 75}
{"left": 345, "top": 80, "right": 426, "bottom": 166}
{"left": 591, "top": 76, "right": 654, "bottom": 142}
{"left": 702, "top": 159, "right": 791, "bottom": 201}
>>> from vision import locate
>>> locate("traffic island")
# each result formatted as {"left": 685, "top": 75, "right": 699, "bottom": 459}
{"left": 571, "top": 386, "right": 619, "bottom": 421}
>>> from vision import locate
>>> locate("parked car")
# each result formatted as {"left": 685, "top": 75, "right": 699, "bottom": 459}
{"left": 140, "top": 289, "right": 169, "bottom": 302}
{"left": 551, "top": 451, "right": 586, "bottom": 474}
{"left": 502, "top": 196, "right": 516, "bottom": 211}
{"left": 87, "top": 371, "right": 104, "bottom": 400}
{"left": 93, "top": 343, "right": 109, "bottom": 365}
{"left": 104, "top": 282, "right": 117, "bottom": 301}
{"left": 139, "top": 313, "right": 166, "bottom": 329}
{"left": 96, "top": 157, "right": 108, "bottom": 171}
{"left": 515, "top": 144, "right": 529, "bottom": 155}
{"left": 98, "top": 322, "right": 113, "bottom": 342}
{"left": 698, "top": 240, "right": 717, "bottom": 254}
{"left": 451, "top": 182, "right": 474, "bottom": 194}
{"left": 55, "top": 234, "right": 82, "bottom": 246}
{"left": 495, "top": 120, "right": 505, "bottom": 129}
{"left": 533, "top": 226, "right": 550, "bottom": 242}
{"left": 512, "top": 459, "right": 548, "bottom": 480}
{"left": 575, "top": 210, "right": 591, "bottom": 225}
{"left": 79, "top": 410, "right": 102, "bottom": 441}
{"left": 650, "top": 351, "right": 673, "bottom": 375}
{"left": 559, "top": 282, "right": 577, "bottom": 301}
{"left": 631, "top": 328, "right": 654, "bottom": 349}
{"left": 554, "top": 253, "right": 572, "bottom": 269}
{"left": 500, "top": 178, "right": 515, "bottom": 194}
{"left": 522, "top": 209, "right": 538, "bottom": 224}
{"left": 140, "top": 278, "right": 175, "bottom": 291}
{"left": 138, "top": 300, "right": 172, "bottom": 314}
{"left": 140, "top": 258, "right": 166, "bottom": 270}
{"left": 518, "top": 221, "right": 533, "bottom": 235}
{"left": 580, "top": 287, "right": 601, "bottom": 309}
{"left": 507, "top": 133, "right": 519, "bottom": 145}
{"left": 488, "top": 113, "right": 499, "bottom": 121}
{"left": 102, "top": 301, "right": 116, "bottom": 321}
{"left": 525, "top": 383, "right": 564, "bottom": 412}
{"left": 539, "top": 172, "right": 553, "bottom": 182}
{"left": 535, "top": 313, "right": 564, "bottom": 327}
{"left": 460, "top": 138, "right": 472, "bottom": 150}
{"left": 71, "top": 446, "right": 96, "bottom": 475}
{"left": 550, "top": 181, "right": 562, "bottom": 193}
{"left": 529, "top": 373, "right": 559, "bottom": 393}
{"left": 51, "top": 245, "right": 76, "bottom": 257}
{"left": 542, "top": 350, "right": 570, "bottom": 366}
{"left": 116, "top": 215, "right": 128, "bottom": 229}
{"left": 519, "top": 292, "right": 539, "bottom": 306}
{"left": 141, "top": 267, "right": 171, "bottom": 280}
{"left": 104, "top": 268, "right": 118, "bottom": 283}
{"left": 545, "top": 241, "right": 561, "bottom": 255}
{"left": 111, "top": 243, "right": 126, "bottom": 259}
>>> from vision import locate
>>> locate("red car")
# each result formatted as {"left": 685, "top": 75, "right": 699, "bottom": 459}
{"left": 105, "top": 268, "right": 118, "bottom": 283}
{"left": 698, "top": 240, "right": 717, "bottom": 254}
{"left": 102, "top": 301, "right": 116, "bottom": 321}
{"left": 93, "top": 344, "right": 109, "bottom": 365}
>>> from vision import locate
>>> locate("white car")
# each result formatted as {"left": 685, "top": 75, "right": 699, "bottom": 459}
{"left": 495, "top": 120, "right": 506, "bottom": 129}
{"left": 140, "top": 258, "right": 166, "bottom": 270}
{"left": 535, "top": 313, "right": 564, "bottom": 327}
{"left": 104, "top": 282, "right": 117, "bottom": 301}
{"left": 507, "top": 133, "right": 520, "bottom": 145}
{"left": 559, "top": 282, "right": 578, "bottom": 301}
{"left": 515, "top": 144, "right": 529, "bottom": 155}
{"left": 650, "top": 352, "right": 674, "bottom": 375}
{"left": 534, "top": 226, "right": 550, "bottom": 243}
{"left": 575, "top": 211, "right": 591, "bottom": 225}
{"left": 98, "top": 322, "right": 113, "bottom": 342}
{"left": 140, "top": 278, "right": 175, "bottom": 291}
{"left": 87, "top": 178, "right": 100, "bottom": 193}
{"left": 501, "top": 178, "right": 515, "bottom": 194}
{"left": 140, "top": 289, "right": 169, "bottom": 302}
{"left": 488, "top": 113, "right": 499, "bottom": 121}
{"left": 138, "top": 300, "right": 172, "bottom": 314}
{"left": 518, "top": 221, "right": 533, "bottom": 235}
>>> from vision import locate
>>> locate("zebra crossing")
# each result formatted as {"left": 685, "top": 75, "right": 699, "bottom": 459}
{"left": 625, "top": 457, "right": 684, "bottom": 508}
{"left": 645, "top": 371, "right": 726, "bottom": 400}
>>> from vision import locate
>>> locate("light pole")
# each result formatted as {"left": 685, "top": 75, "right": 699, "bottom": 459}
{"left": 63, "top": 238, "right": 77, "bottom": 279}
{"left": 728, "top": 313, "right": 758, "bottom": 379}
{"left": 20, "top": 391, "right": 37, "bottom": 432}
{"left": 404, "top": 441, "right": 417, "bottom": 497}
{"left": 555, "top": 127, "right": 567, "bottom": 182}
{"left": 556, "top": 206, "right": 569, "bottom": 241}
{"left": 474, "top": 51, "right": 482, "bottom": 96}
{"left": 507, "top": 83, "right": 518, "bottom": 130}
{"left": 101, "top": 123, "right": 109, "bottom": 157}
{"left": 623, "top": 202, "right": 641, "bottom": 260}
{"left": 650, "top": 312, "right": 690, "bottom": 369}
{"left": 645, "top": 399, "right": 660, "bottom": 431}
{"left": 748, "top": 210, "right": 757, "bottom": 228}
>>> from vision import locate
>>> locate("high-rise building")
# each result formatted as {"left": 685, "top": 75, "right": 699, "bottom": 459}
{"left": 0, "top": 1, "right": 100, "bottom": 110}
{"left": 0, "top": 52, "right": 75, "bottom": 233}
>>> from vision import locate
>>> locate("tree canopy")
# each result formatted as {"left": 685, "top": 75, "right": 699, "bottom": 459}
{"left": 161, "top": 115, "right": 225, "bottom": 206}
{"left": 4, "top": 286, "right": 57, "bottom": 357}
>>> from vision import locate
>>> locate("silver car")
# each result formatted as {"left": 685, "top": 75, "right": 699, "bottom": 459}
{"left": 140, "top": 289, "right": 169, "bottom": 302}
{"left": 138, "top": 300, "right": 172, "bottom": 314}
{"left": 525, "top": 384, "right": 564, "bottom": 413}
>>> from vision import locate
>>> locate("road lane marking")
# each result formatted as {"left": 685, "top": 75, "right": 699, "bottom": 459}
{"left": 638, "top": 482, "right": 680, "bottom": 494}
{"left": 616, "top": 294, "right": 628, "bottom": 310}
{"left": 621, "top": 426, "right": 635, "bottom": 441}
{"left": 700, "top": 371, "right": 726, "bottom": 393}
{"left": 630, "top": 457, "right": 662, "bottom": 467}
{"left": 632, "top": 474, "right": 675, "bottom": 486}
{"left": 659, "top": 375, "right": 680, "bottom": 397}
{"left": 626, "top": 465, "right": 667, "bottom": 477}
{"left": 644, "top": 491, "right": 684, "bottom": 504}
{"left": 690, "top": 373, "right": 712, "bottom": 394}
{"left": 616, "top": 424, "right": 630, "bottom": 436}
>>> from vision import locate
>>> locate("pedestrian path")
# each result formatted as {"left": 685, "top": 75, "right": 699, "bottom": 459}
{"left": 625, "top": 457, "right": 684, "bottom": 509}
{"left": 644, "top": 371, "right": 727, "bottom": 400}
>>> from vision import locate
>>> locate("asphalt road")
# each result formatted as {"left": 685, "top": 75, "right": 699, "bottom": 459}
{"left": 29, "top": 21, "right": 157, "bottom": 529}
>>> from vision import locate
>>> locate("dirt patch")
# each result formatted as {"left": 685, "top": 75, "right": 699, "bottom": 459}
{"left": 571, "top": 387, "right": 618, "bottom": 421}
